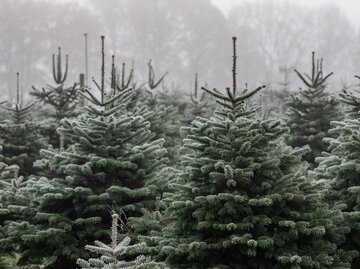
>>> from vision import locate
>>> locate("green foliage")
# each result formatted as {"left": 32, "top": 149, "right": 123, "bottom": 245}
{"left": 0, "top": 30, "right": 358, "bottom": 269}
{"left": 0, "top": 74, "right": 47, "bottom": 176}
{"left": 338, "top": 76, "right": 360, "bottom": 119}
{"left": 159, "top": 38, "right": 353, "bottom": 269}
{"left": 315, "top": 119, "right": 360, "bottom": 268}
{"left": 0, "top": 162, "right": 21, "bottom": 254}
{"left": 0, "top": 257, "right": 6, "bottom": 269}
{"left": 0, "top": 163, "right": 42, "bottom": 268}
{"left": 5, "top": 37, "right": 168, "bottom": 269}
{"left": 182, "top": 73, "right": 215, "bottom": 125}
{"left": 0, "top": 163, "right": 25, "bottom": 223}
{"left": 0, "top": 119, "right": 47, "bottom": 177}
{"left": 31, "top": 47, "right": 81, "bottom": 149}
{"left": 121, "top": 60, "right": 182, "bottom": 166}
{"left": 286, "top": 52, "right": 342, "bottom": 165}
{"left": 77, "top": 212, "right": 166, "bottom": 269}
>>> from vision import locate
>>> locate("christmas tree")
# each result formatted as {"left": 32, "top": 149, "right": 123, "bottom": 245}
{"left": 141, "top": 60, "right": 181, "bottom": 165}
{"left": 265, "top": 66, "right": 292, "bottom": 119}
{"left": 182, "top": 73, "right": 215, "bottom": 125}
{"left": 158, "top": 37, "right": 353, "bottom": 269}
{"left": 6, "top": 36, "right": 168, "bottom": 269}
{"left": 118, "top": 59, "right": 182, "bottom": 165}
{"left": 338, "top": 76, "right": 360, "bottom": 119}
{"left": 31, "top": 47, "right": 81, "bottom": 149}
{"left": 315, "top": 118, "right": 360, "bottom": 268}
{"left": 77, "top": 212, "right": 166, "bottom": 269}
{"left": 0, "top": 73, "right": 47, "bottom": 176}
{"left": 0, "top": 162, "right": 22, "bottom": 269}
{"left": 0, "top": 162, "right": 24, "bottom": 226}
{"left": 286, "top": 52, "right": 341, "bottom": 165}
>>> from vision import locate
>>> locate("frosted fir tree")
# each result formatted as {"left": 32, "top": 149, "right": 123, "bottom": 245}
{"left": 31, "top": 47, "right": 81, "bottom": 149}
{"left": 315, "top": 118, "right": 360, "bottom": 268}
{"left": 0, "top": 162, "right": 31, "bottom": 269}
{"left": 262, "top": 66, "right": 291, "bottom": 119}
{"left": 286, "top": 52, "right": 341, "bottom": 165}
{"left": 0, "top": 255, "right": 7, "bottom": 269}
{"left": 120, "top": 60, "right": 181, "bottom": 165}
{"left": 159, "top": 37, "right": 353, "bottom": 269}
{"left": 0, "top": 155, "right": 46, "bottom": 268}
{"left": 338, "top": 75, "right": 360, "bottom": 119}
{"left": 77, "top": 212, "right": 166, "bottom": 269}
{"left": 129, "top": 166, "right": 179, "bottom": 260}
{"left": 7, "top": 36, "right": 168, "bottom": 269}
{"left": 0, "top": 163, "right": 25, "bottom": 222}
{"left": 182, "top": 73, "right": 215, "bottom": 125}
{"left": 0, "top": 73, "right": 47, "bottom": 176}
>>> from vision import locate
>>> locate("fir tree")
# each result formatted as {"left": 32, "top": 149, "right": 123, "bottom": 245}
{"left": 274, "top": 66, "right": 292, "bottom": 117}
{"left": 0, "top": 256, "right": 7, "bottom": 269}
{"left": 142, "top": 60, "right": 180, "bottom": 165}
{"left": 258, "top": 67, "right": 291, "bottom": 119}
{"left": 286, "top": 52, "right": 341, "bottom": 165}
{"left": 338, "top": 76, "right": 360, "bottom": 119}
{"left": 7, "top": 36, "right": 168, "bottom": 269}
{"left": 118, "top": 60, "right": 181, "bottom": 165}
{"left": 158, "top": 37, "right": 353, "bottom": 269}
{"left": 0, "top": 162, "right": 24, "bottom": 225}
{"left": 183, "top": 73, "right": 215, "bottom": 125}
{"left": 0, "top": 162, "right": 22, "bottom": 268}
{"left": 0, "top": 159, "right": 45, "bottom": 268}
{"left": 77, "top": 212, "right": 166, "bottom": 269}
{"left": 0, "top": 73, "right": 47, "bottom": 176}
{"left": 315, "top": 118, "right": 360, "bottom": 268}
{"left": 31, "top": 47, "right": 81, "bottom": 149}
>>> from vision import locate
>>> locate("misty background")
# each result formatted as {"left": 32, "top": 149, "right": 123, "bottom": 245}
{"left": 1, "top": 0, "right": 360, "bottom": 102}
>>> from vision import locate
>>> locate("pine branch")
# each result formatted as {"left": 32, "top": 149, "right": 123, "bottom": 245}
{"left": 148, "top": 59, "right": 168, "bottom": 90}
{"left": 52, "top": 47, "right": 68, "bottom": 84}
{"left": 294, "top": 51, "right": 333, "bottom": 90}
{"left": 232, "top": 36, "right": 237, "bottom": 96}
{"left": 101, "top": 35, "right": 105, "bottom": 103}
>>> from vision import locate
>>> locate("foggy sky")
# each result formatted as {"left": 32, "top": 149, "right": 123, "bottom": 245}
{"left": 212, "top": 0, "right": 360, "bottom": 29}
{"left": 59, "top": 0, "right": 360, "bottom": 29}
{"left": 2, "top": 0, "right": 360, "bottom": 102}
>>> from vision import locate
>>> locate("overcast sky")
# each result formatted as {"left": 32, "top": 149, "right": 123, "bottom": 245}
{"left": 56, "top": 0, "right": 360, "bottom": 29}
{"left": 211, "top": 0, "right": 360, "bottom": 29}
{"left": 3, "top": 0, "right": 359, "bottom": 96}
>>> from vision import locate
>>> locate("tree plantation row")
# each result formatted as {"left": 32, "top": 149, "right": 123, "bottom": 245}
{"left": 0, "top": 36, "right": 360, "bottom": 269}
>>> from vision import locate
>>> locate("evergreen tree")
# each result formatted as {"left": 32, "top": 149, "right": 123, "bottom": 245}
{"left": 0, "top": 162, "right": 21, "bottom": 269}
{"left": 286, "top": 52, "right": 341, "bottom": 165}
{"left": 258, "top": 67, "right": 291, "bottom": 120}
{"left": 31, "top": 47, "right": 81, "bottom": 149}
{"left": 0, "top": 256, "right": 7, "bottom": 269}
{"left": 315, "top": 118, "right": 360, "bottom": 268}
{"left": 77, "top": 212, "right": 166, "bottom": 269}
{"left": 6, "top": 36, "right": 168, "bottom": 269}
{"left": 183, "top": 73, "right": 215, "bottom": 125}
{"left": 273, "top": 66, "right": 292, "bottom": 117}
{"left": 158, "top": 37, "right": 353, "bottom": 269}
{"left": 117, "top": 59, "right": 182, "bottom": 165}
{"left": 0, "top": 162, "right": 24, "bottom": 227}
{"left": 0, "top": 151, "right": 47, "bottom": 268}
{"left": 0, "top": 73, "right": 47, "bottom": 176}
{"left": 141, "top": 60, "right": 180, "bottom": 165}
{"left": 338, "top": 76, "right": 360, "bottom": 119}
